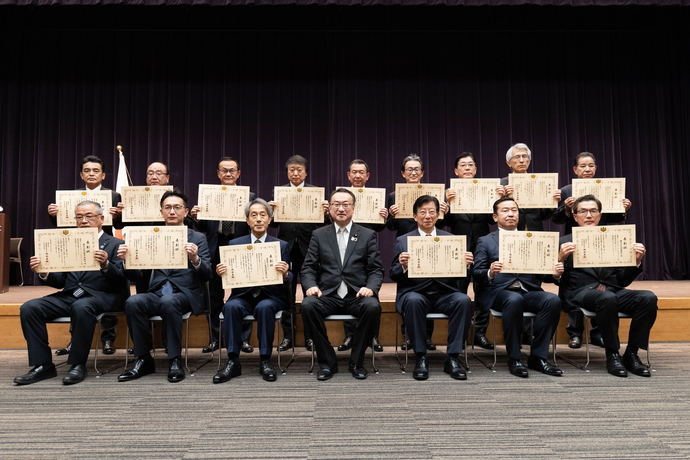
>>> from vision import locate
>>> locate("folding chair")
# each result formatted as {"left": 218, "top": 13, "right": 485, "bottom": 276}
{"left": 308, "top": 315, "right": 378, "bottom": 374}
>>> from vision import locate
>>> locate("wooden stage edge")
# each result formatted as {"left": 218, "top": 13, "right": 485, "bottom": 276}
{"left": 0, "top": 281, "right": 688, "bottom": 348}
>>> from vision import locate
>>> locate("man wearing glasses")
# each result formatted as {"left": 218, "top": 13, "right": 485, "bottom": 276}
{"left": 15, "top": 201, "right": 130, "bottom": 385}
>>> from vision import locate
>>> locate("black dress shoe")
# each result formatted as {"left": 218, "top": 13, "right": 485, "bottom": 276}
{"left": 14, "top": 363, "right": 57, "bottom": 385}
{"left": 413, "top": 355, "right": 429, "bottom": 380}
{"left": 527, "top": 355, "right": 563, "bottom": 376}
{"left": 508, "top": 358, "right": 529, "bottom": 378}
{"left": 568, "top": 336, "right": 582, "bottom": 349}
{"left": 202, "top": 341, "right": 219, "bottom": 353}
{"left": 372, "top": 336, "right": 384, "bottom": 352}
{"left": 316, "top": 366, "right": 338, "bottom": 381}
{"left": 241, "top": 342, "right": 254, "bottom": 353}
{"left": 426, "top": 339, "right": 437, "bottom": 351}
{"left": 167, "top": 358, "right": 185, "bottom": 383}
{"left": 259, "top": 359, "right": 277, "bottom": 381}
{"left": 606, "top": 352, "right": 628, "bottom": 377}
{"left": 102, "top": 340, "right": 116, "bottom": 355}
{"left": 348, "top": 362, "right": 368, "bottom": 380}
{"left": 337, "top": 336, "right": 353, "bottom": 351}
{"left": 401, "top": 339, "right": 412, "bottom": 351}
{"left": 278, "top": 338, "right": 292, "bottom": 352}
{"left": 55, "top": 342, "right": 72, "bottom": 356}
{"left": 444, "top": 356, "right": 467, "bottom": 380}
{"left": 118, "top": 357, "right": 155, "bottom": 382}
{"left": 305, "top": 339, "right": 314, "bottom": 352}
{"left": 63, "top": 364, "right": 87, "bottom": 385}
{"left": 474, "top": 334, "right": 494, "bottom": 350}
{"left": 591, "top": 335, "right": 605, "bottom": 348}
{"left": 622, "top": 352, "right": 651, "bottom": 377}
{"left": 213, "top": 360, "right": 242, "bottom": 384}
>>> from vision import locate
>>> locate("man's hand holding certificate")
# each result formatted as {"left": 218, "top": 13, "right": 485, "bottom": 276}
{"left": 218, "top": 241, "right": 284, "bottom": 289}
{"left": 34, "top": 228, "right": 101, "bottom": 272}
{"left": 407, "top": 235, "right": 468, "bottom": 278}
{"left": 499, "top": 231, "right": 560, "bottom": 274}
{"left": 120, "top": 186, "right": 173, "bottom": 222}
{"left": 571, "top": 224, "right": 637, "bottom": 267}
{"left": 123, "top": 226, "right": 189, "bottom": 269}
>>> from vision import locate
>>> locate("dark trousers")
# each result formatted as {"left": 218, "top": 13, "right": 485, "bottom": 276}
{"left": 301, "top": 293, "right": 380, "bottom": 370}
{"left": 566, "top": 310, "right": 600, "bottom": 340}
{"left": 222, "top": 293, "right": 288, "bottom": 357}
{"left": 209, "top": 272, "right": 252, "bottom": 344}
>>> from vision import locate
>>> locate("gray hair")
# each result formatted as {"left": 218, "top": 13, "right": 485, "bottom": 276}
{"left": 506, "top": 143, "right": 532, "bottom": 162}
{"left": 244, "top": 198, "right": 273, "bottom": 219}
{"left": 75, "top": 200, "right": 103, "bottom": 215}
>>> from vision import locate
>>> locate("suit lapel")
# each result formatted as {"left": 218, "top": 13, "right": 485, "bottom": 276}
{"left": 342, "top": 225, "right": 359, "bottom": 266}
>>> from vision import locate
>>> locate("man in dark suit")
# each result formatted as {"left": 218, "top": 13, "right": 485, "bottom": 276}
{"left": 301, "top": 188, "right": 384, "bottom": 380}
{"left": 473, "top": 196, "right": 564, "bottom": 378}
{"left": 14, "top": 201, "right": 129, "bottom": 385}
{"left": 390, "top": 195, "right": 474, "bottom": 380}
{"left": 552, "top": 152, "right": 633, "bottom": 349}
{"left": 557, "top": 194, "right": 656, "bottom": 377}
{"left": 213, "top": 199, "right": 292, "bottom": 383}
{"left": 191, "top": 157, "right": 255, "bottom": 355}
{"left": 117, "top": 189, "right": 212, "bottom": 383}
{"left": 47, "top": 155, "right": 123, "bottom": 356}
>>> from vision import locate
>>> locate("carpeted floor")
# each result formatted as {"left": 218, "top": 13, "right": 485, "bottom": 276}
{"left": 2, "top": 343, "right": 690, "bottom": 459}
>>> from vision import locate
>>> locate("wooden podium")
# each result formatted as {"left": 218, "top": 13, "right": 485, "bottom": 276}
{"left": 0, "top": 213, "right": 9, "bottom": 293}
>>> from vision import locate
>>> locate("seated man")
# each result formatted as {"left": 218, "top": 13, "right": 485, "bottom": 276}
{"left": 390, "top": 195, "right": 474, "bottom": 380}
{"left": 473, "top": 197, "right": 564, "bottom": 378}
{"left": 213, "top": 199, "right": 292, "bottom": 383}
{"left": 117, "top": 189, "right": 212, "bottom": 383}
{"left": 15, "top": 201, "right": 129, "bottom": 386}
{"left": 557, "top": 194, "right": 657, "bottom": 377}
{"left": 300, "top": 188, "right": 384, "bottom": 381}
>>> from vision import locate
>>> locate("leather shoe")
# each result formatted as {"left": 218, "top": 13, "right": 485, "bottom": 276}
{"left": 401, "top": 339, "right": 412, "bottom": 351}
{"left": 305, "top": 339, "right": 314, "bottom": 352}
{"left": 241, "top": 342, "right": 254, "bottom": 353}
{"left": 337, "top": 336, "right": 353, "bottom": 351}
{"left": 259, "top": 359, "right": 277, "bottom": 381}
{"left": 202, "top": 341, "right": 219, "bottom": 353}
{"left": 426, "top": 339, "right": 437, "bottom": 351}
{"left": 372, "top": 336, "right": 384, "bottom": 352}
{"left": 167, "top": 358, "right": 185, "bottom": 383}
{"left": 413, "top": 355, "right": 429, "bottom": 380}
{"left": 278, "top": 338, "right": 292, "bottom": 352}
{"left": 606, "top": 352, "right": 628, "bottom": 377}
{"left": 508, "top": 358, "right": 529, "bottom": 378}
{"left": 444, "top": 356, "right": 467, "bottom": 380}
{"left": 591, "top": 335, "right": 605, "bottom": 348}
{"left": 474, "top": 334, "right": 494, "bottom": 350}
{"left": 118, "top": 357, "right": 155, "bottom": 382}
{"left": 348, "top": 362, "right": 368, "bottom": 380}
{"left": 55, "top": 342, "right": 71, "bottom": 356}
{"left": 568, "top": 336, "right": 582, "bottom": 349}
{"left": 622, "top": 352, "right": 651, "bottom": 377}
{"left": 14, "top": 363, "right": 57, "bottom": 385}
{"left": 213, "top": 360, "right": 242, "bottom": 384}
{"left": 316, "top": 366, "right": 338, "bottom": 381}
{"left": 63, "top": 364, "right": 87, "bottom": 385}
{"left": 527, "top": 355, "right": 563, "bottom": 376}
{"left": 102, "top": 340, "right": 116, "bottom": 355}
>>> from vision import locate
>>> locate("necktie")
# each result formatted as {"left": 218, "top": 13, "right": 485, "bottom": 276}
{"left": 337, "top": 228, "right": 348, "bottom": 298}
{"left": 426, "top": 233, "right": 432, "bottom": 237}
{"left": 161, "top": 281, "right": 173, "bottom": 297}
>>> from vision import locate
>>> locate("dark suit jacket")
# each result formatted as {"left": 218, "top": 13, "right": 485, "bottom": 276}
{"left": 270, "top": 183, "right": 326, "bottom": 255}
{"left": 301, "top": 223, "right": 384, "bottom": 297}
{"left": 500, "top": 177, "right": 554, "bottom": 231}
{"left": 42, "top": 233, "right": 130, "bottom": 308}
{"left": 473, "top": 230, "right": 557, "bottom": 311}
{"left": 443, "top": 211, "right": 494, "bottom": 252}
{"left": 390, "top": 229, "right": 466, "bottom": 300}
{"left": 552, "top": 183, "right": 627, "bottom": 235}
{"left": 386, "top": 191, "right": 445, "bottom": 237}
{"left": 49, "top": 186, "right": 123, "bottom": 235}
{"left": 227, "top": 234, "right": 293, "bottom": 302}
{"left": 557, "top": 233, "right": 643, "bottom": 312}
{"left": 196, "top": 191, "right": 256, "bottom": 263}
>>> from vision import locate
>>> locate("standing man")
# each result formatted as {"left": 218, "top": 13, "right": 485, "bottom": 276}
{"left": 557, "top": 195, "right": 656, "bottom": 377}
{"left": 117, "top": 189, "right": 212, "bottom": 383}
{"left": 15, "top": 201, "right": 129, "bottom": 385}
{"left": 390, "top": 196, "right": 474, "bottom": 380}
{"left": 213, "top": 199, "right": 292, "bottom": 383}
{"left": 301, "top": 188, "right": 384, "bottom": 380}
{"left": 191, "top": 157, "right": 255, "bottom": 355}
{"left": 473, "top": 197, "right": 564, "bottom": 378}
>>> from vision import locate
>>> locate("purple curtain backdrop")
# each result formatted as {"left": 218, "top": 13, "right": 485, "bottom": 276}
{"left": 1, "top": 5, "right": 689, "bottom": 283}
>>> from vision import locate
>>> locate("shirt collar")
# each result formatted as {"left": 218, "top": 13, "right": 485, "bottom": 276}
{"left": 251, "top": 232, "right": 267, "bottom": 243}
{"left": 334, "top": 221, "right": 353, "bottom": 234}
{"left": 290, "top": 182, "right": 305, "bottom": 188}
{"left": 418, "top": 228, "right": 437, "bottom": 237}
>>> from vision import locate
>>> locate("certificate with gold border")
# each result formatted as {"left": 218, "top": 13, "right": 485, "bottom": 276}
{"left": 449, "top": 178, "right": 501, "bottom": 214}
{"left": 499, "top": 231, "right": 559, "bottom": 274}
{"left": 508, "top": 173, "right": 559, "bottom": 209}
{"left": 341, "top": 187, "right": 386, "bottom": 224}
{"left": 272, "top": 186, "right": 325, "bottom": 223}
{"left": 407, "top": 235, "right": 467, "bottom": 278}
{"left": 394, "top": 183, "right": 446, "bottom": 219}
{"left": 34, "top": 227, "right": 101, "bottom": 272}
{"left": 124, "top": 225, "right": 188, "bottom": 269}
{"left": 219, "top": 241, "right": 283, "bottom": 289}
{"left": 120, "top": 186, "right": 173, "bottom": 222}
{"left": 196, "top": 184, "right": 250, "bottom": 221}
{"left": 572, "top": 225, "right": 636, "bottom": 267}
{"left": 572, "top": 178, "right": 626, "bottom": 213}
{"left": 55, "top": 190, "right": 113, "bottom": 227}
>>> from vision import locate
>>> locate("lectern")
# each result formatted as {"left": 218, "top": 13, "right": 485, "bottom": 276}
{"left": 0, "top": 213, "right": 9, "bottom": 293}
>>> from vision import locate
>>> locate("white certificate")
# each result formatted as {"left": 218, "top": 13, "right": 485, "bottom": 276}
{"left": 219, "top": 241, "right": 283, "bottom": 289}
{"left": 449, "top": 178, "right": 501, "bottom": 214}
{"left": 407, "top": 235, "right": 467, "bottom": 278}
{"left": 55, "top": 190, "right": 113, "bottom": 227}
{"left": 124, "top": 225, "right": 188, "bottom": 269}
{"left": 341, "top": 187, "right": 386, "bottom": 224}
{"left": 572, "top": 225, "right": 637, "bottom": 267}
{"left": 572, "top": 178, "right": 626, "bottom": 213}
{"left": 120, "top": 186, "right": 173, "bottom": 222}
{"left": 499, "top": 231, "right": 560, "bottom": 274}
{"left": 196, "top": 185, "right": 250, "bottom": 221}
{"left": 509, "top": 173, "right": 559, "bottom": 209}
{"left": 273, "top": 186, "right": 325, "bottom": 223}
{"left": 394, "top": 183, "right": 446, "bottom": 219}
{"left": 34, "top": 228, "right": 100, "bottom": 272}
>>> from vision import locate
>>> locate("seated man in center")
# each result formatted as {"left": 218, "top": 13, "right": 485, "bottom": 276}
{"left": 213, "top": 199, "right": 292, "bottom": 383}
{"left": 300, "top": 188, "right": 384, "bottom": 381}
{"left": 390, "top": 195, "right": 474, "bottom": 380}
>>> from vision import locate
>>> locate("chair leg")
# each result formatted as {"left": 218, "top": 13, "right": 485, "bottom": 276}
{"left": 584, "top": 316, "right": 591, "bottom": 370}
{"left": 280, "top": 311, "right": 295, "bottom": 373}
{"left": 371, "top": 337, "right": 378, "bottom": 374}
{"left": 491, "top": 314, "right": 498, "bottom": 369}
{"left": 394, "top": 314, "right": 405, "bottom": 372}
{"left": 184, "top": 318, "right": 191, "bottom": 373}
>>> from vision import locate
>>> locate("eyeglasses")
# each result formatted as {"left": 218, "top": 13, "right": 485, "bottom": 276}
{"left": 75, "top": 214, "right": 102, "bottom": 221}
{"left": 147, "top": 170, "right": 168, "bottom": 177}
{"left": 162, "top": 205, "right": 185, "bottom": 212}
{"left": 405, "top": 168, "right": 422, "bottom": 173}
{"left": 218, "top": 169, "right": 238, "bottom": 175}
{"left": 511, "top": 154, "right": 529, "bottom": 161}
{"left": 575, "top": 209, "right": 600, "bottom": 216}
{"left": 331, "top": 203, "right": 353, "bottom": 209}
{"left": 416, "top": 210, "right": 437, "bottom": 217}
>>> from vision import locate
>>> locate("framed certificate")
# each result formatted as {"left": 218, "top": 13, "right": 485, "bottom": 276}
{"left": 55, "top": 190, "right": 113, "bottom": 227}
{"left": 508, "top": 173, "right": 559, "bottom": 209}
{"left": 448, "top": 178, "right": 501, "bottom": 214}
{"left": 219, "top": 241, "right": 283, "bottom": 289}
{"left": 34, "top": 227, "right": 100, "bottom": 272}
{"left": 499, "top": 231, "right": 560, "bottom": 274}
{"left": 124, "top": 225, "right": 188, "bottom": 269}
{"left": 572, "top": 224, "right": 636, "bottom": 267}
{"left": 272, "top": 186, "right": 325, "bottom": 223}
{"left": 120, "top": 186, "right": 173, "bottom": 222}
{"left": 394, "top": 183, "right": 446, "bottom": 219}
{"left": 341, "top": 187, "right": 386, "bottom": 224}
{"left": 572, "top": 178, "right": 626, "bottom": 213}
{"left": 407, "top": 235, "right": 467, "bottom": 278}
{"left": 196, "top": 184, "right": 250, "bottom": 221}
